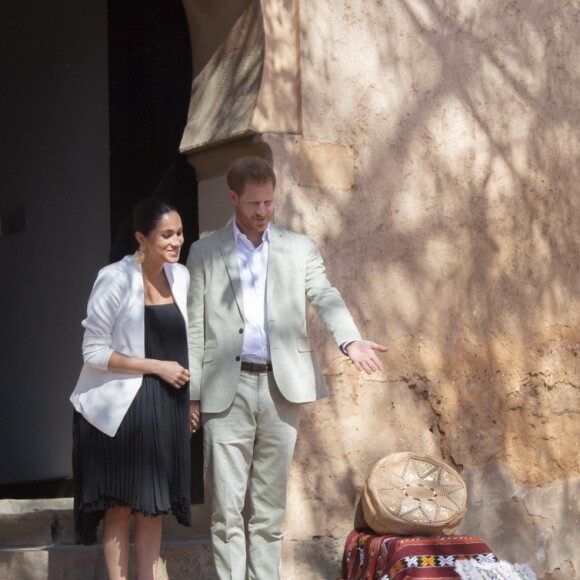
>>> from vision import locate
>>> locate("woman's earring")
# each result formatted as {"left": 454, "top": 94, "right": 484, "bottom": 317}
{"left": 135, "top": 246, "right": 146, "bottom": 264}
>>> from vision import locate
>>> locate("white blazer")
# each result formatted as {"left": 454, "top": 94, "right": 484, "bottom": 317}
{"left": 70, "top": 255, "right": 190, "bottom": 437}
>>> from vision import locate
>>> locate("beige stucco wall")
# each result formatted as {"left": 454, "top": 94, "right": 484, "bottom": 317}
{"left": 182, "top": 1, "right": 580, "bottom": 578}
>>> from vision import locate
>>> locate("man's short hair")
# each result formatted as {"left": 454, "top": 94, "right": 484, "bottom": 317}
{"left": 227, "top": 156, "right": 276, "bottom": 195}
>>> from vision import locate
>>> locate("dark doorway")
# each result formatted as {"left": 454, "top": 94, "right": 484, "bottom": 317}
{"left": 107, "top": 0, "right": 204, "bottom": 503}
{"left": 0, "top": 0, "right": 201, "bottom": 502}
{"left": 108, "top": 0, "right": 198, "bottom": 263}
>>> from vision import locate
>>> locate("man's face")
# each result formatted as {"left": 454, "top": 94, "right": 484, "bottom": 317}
{"left": 230, "top": 180, "right": 275, "bottom": 243}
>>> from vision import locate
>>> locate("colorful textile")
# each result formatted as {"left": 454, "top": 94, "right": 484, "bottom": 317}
{"left": 342, "top": 529, "right": 497, "bottom": 580}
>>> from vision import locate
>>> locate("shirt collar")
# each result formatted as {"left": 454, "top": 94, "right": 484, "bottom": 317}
{"left": 233, "top": 219, "right": 271, "bottom": 246}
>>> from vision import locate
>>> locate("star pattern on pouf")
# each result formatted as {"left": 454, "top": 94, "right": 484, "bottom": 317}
{"left": 376, "top": 456, "right": 466, "bottom": 525}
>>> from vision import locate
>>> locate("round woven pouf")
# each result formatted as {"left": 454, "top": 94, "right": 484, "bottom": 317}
{"left": 361, "top": 452, "right": 467, "bottom": 536}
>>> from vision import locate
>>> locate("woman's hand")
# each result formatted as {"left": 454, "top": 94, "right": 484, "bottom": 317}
{"left": 156, "top": 361, "right": 191, "bottom": 389}
{"left": 107, "top": 352, "right": 191, "bottom": 388}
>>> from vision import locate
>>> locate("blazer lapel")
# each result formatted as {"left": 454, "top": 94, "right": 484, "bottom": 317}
{"left": 164, "top": 263, "right": 187, "bottom": 321}
{"left": 218, "top": 226, "right": 245, "bottom": 318}
{"left": 130, "top": 256, "right": 145, "bottom": 304}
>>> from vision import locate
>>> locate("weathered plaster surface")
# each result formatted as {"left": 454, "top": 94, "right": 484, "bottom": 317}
{"left": 281, "top": 327, "right": 580, "bottom": 578}
{"left": 182, "top": 0, "right": 580, "bottom": 577}
{"left": 269, "top": 0, "right": 580, "bottom": 576}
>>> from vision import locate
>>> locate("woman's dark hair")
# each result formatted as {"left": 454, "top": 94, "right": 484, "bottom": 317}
{"left": 109, "top": 198, "right": 177, "bottom": 263}
{"left": 132, "top": 198, "right": 177, "bottom": 237}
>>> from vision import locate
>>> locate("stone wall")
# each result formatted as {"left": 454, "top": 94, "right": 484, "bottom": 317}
{"left": 182, "top": 0, "right": 580, "bottom": 577}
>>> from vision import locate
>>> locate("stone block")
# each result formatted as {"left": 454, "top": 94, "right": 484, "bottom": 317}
{"left": 157, "top": 541, "right": 217, "bottom": 580}
{"left": 0, "top": 550, "right": 52, "bottom": 580}
{"left": 294, "top": 143, "right": 355, "bottom": 190}
{"left": 161, "top": 503, "right": 212, "bottom": 541}
{"left": 0, "top": 512, "right": 55, "bottom": 549}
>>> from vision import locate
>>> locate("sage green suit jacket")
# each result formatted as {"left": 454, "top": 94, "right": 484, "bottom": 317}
{"left": 186, "top": 223, "right": 361, "bottom": 413}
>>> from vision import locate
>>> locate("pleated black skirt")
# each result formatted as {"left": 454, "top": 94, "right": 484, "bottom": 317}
{"left": 73, "top": 303, "right": 193, "bottom": 545}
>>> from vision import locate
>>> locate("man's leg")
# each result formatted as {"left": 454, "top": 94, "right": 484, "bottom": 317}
{"left": 247, "top": 372, "right": 302, "bottom": 580}
{"left": 203, "top": 372, "right": 259, "bottom": 580}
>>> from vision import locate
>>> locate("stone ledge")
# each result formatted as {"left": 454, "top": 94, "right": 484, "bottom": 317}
{"left": 0, "top": 541, "right": 216, "bottom": 580}
{"left": 0, "top": 499, "right": 212, "bottom": 549}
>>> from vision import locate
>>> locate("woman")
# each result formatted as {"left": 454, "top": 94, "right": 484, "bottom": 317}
{"left": 70, "top": 199, "right": 201, "bottom": 580}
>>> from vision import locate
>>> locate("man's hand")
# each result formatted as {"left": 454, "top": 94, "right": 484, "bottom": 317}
{"left": 189, "top": 401, "right": 201, "bottom": 434}
{"left": 345, "top": 340, "right": 388, "bottom": 374}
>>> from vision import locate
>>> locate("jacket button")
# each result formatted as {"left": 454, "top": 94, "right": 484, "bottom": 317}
{"left": 239, "top": 328, "right": 243, "bottom": 334}
{"left": 235, "top": 356, "right": 241, "bottom": 361}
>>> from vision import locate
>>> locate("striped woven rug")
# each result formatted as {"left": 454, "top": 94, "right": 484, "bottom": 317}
{"left": 342, "top": 529, "right": 497, "bottom": 580}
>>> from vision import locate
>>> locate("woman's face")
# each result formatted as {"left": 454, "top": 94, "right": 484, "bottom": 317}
{"left": 137, "top": 211, "right": 184, "bottom": 265}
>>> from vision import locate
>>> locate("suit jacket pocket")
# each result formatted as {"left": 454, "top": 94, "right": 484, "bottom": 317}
{"left": 296, "top": 337, "right": 313, "bottom": 352}
{"left": 203, "top": 347, "right": 215, "bottom": 363}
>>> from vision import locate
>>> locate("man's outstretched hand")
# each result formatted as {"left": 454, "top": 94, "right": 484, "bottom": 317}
{"left": 346, "top": 340, "right": 388, "bottom": 374}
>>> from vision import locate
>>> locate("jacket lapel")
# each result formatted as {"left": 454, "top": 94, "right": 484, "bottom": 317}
{"left": 164, "top": 263, "right": 187, "bottom": 321}
{"left": 218, "top": 226, "right": 245, "bottom": 318}
{"left": 266, "top": 224, "right": 284, "bottom": 308}
{"left": 129, "top": 256, "right": 145, "bottom": 305}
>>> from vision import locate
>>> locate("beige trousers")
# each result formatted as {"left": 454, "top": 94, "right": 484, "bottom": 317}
{"left": 203, "top": 370, "right": 302, "bottom": 580}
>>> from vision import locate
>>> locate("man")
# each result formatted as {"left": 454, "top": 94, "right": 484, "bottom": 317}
{"left": 186, "top": 156, "right": 386, "bottom": 580}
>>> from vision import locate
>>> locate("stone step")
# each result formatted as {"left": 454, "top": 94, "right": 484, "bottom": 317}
{"left": 0, "top": 499, "right": 212, "bottom": 548}
{"left": 0, "top": 541, "right": 217, "bottom": 580}
{"left": 0, "top": 499, "right": 217, "bottom": 579}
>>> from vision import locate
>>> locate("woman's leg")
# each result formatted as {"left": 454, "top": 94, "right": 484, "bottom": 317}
{"left": 103, "top": 506, "right": 132, "bottom": 580}
{"left": 134, "top": 513, "right": 162, "bottom": 580}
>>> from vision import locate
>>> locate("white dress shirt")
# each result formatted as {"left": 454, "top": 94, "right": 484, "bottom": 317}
{"left": 233, "top": 220, "right": 270, "bottom": 363}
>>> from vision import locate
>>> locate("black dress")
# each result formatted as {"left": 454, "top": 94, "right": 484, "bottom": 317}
{"left": 73, "top": 303, "right": 192, "bottom": 545}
